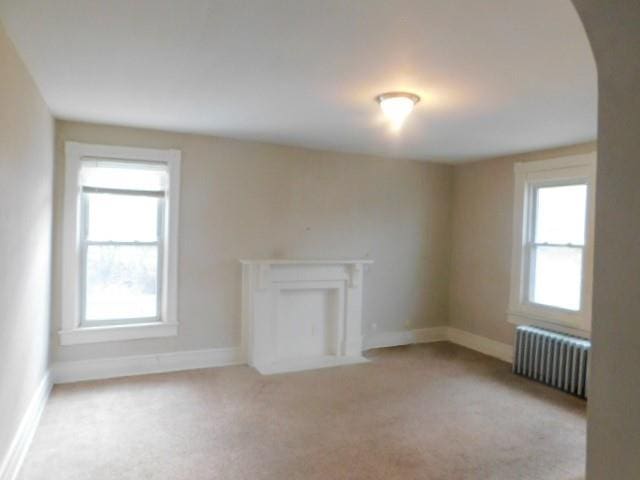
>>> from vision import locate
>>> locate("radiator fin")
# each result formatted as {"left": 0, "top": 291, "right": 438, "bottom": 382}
{"left": 513, "top": 326, "right": 590, "bottom": 399}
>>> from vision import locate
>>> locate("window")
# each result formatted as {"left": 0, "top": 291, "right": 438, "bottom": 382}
{"left": 61, "top": 143, "right": 180, "bottom": 345}
{"left": 529, "top": 183, "right": 587, "bottom": 311}
{"left": 508, "top": 154, "right": 596, "bottom": 335}
{"left": 81, "top": 161, "right": 165, "bottom": 325}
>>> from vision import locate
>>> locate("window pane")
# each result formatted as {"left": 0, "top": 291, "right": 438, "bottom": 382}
{"left": 535, "top": 184, "right": 587, "bottom": 245}
{"left": 86, "top": 193, "right": 159, "bottom": 242}
{"left": 81, "top": 161, "right": 167, "bottom": 191}
{"left": 531, "top": 246, "right": 582, "bottom": 311}
{"left": 85, "top": 245, "right": 158, "bottom": 321}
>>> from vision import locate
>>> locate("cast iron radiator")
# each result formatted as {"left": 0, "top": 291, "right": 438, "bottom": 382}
{"left": 513, "top": 325, "right": 590, "bottom": 398}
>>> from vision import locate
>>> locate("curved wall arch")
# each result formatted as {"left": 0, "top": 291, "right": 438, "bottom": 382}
{"left": 570, "top": 2, "right": 640, "bottom": 478}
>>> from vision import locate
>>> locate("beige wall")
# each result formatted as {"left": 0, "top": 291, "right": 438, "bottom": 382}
{"left": 0, "top": 24, "right": 53, "bottom": 465}
{"left": 571, "top": 1, "right": 640, "bottom": 478}
{"left": 52, "top": 121, "right": 452, "bottom": 362}
{"left": 448, "top": 142, "right": 597, "bottom": 346}
{"left": 4, "top": 2, "right": 640, "bottom": 476}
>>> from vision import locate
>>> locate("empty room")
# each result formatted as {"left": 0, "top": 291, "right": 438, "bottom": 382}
{"left": 1, "top": 1, "right": 639, "bottom": 479}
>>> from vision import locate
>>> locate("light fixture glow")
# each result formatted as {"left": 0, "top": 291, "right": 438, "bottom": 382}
{"left": 376, "top": 92, "right": 420, "bottom": 131}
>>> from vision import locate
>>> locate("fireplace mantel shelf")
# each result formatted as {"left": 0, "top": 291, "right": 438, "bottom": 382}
{"left": 239, "top": 258, "right": 374, "bottom": 265}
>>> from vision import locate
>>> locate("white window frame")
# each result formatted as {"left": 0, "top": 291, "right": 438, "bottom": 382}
{"left": 507, "top": 153, "right": 596, "bottom": 337}
{"left": 60, "top": 142, "right": 181, "bottom": 345}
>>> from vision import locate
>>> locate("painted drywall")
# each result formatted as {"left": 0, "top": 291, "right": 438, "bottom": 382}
{"left": 52, "top": 121, "right": 452, "bottom": 362}
{"left": 0, "top": 23, "right": 53, "bottom": 468}
{"left": 448, "top": 142, "right": 597, "bottom": 346}
{"left": 570, "top": 1, "right": 640, "bottom": 478}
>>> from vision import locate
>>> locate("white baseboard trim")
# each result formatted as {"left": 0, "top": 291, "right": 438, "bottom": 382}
{"left": 364, "top": 326, "right": 513, "bottom": 364}
{"left": 415, "top": 327, "right": 450, "bottom": 344}
{"left": 52, "top": 347, "right": 244, "bottom": 384}
{"left": 0, "top": 371, "right": 52, "bottom": 480}
{"left": 447, "top": 328, "right": 514, "bottom": 363}
{"left": 363, "top": 327, "right": 448, "bottom": 349}
{"left": 52, "top": 326, "right": 513, "bottom": 384}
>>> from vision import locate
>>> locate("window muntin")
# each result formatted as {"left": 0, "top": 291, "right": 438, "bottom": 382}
{"left": 79, "top": 161, "right": 166, "bottom": 326}
{"left": 527, "top": 183, "right": 588, "bottom": 312}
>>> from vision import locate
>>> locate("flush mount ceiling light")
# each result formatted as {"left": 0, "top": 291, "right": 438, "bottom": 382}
{"left": 376, "top": 92, "right": 420, "bottom": 132}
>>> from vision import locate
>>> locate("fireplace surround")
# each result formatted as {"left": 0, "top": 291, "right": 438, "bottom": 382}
{"left": 240, "top": 259, "right": 373, "bottom": 374}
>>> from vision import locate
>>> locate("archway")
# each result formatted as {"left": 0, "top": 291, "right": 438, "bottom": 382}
{"left": 570, "top": 2, "right": 640, "bottom": 478}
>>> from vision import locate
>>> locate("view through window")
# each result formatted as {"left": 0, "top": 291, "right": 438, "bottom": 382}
{"left": 529, "top": 183, "right": 587, "bottom": 311}
{"left": 80, "top": 161, "right": 167, "bottom": 325}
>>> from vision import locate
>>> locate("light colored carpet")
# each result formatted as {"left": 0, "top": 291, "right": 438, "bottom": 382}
{"left": 19, "top": 343, "right": 586, "bottom": 480}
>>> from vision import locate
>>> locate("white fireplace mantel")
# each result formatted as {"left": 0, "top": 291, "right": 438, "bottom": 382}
{"left": 240, "top": 259, "right": 373, "bottom": 374}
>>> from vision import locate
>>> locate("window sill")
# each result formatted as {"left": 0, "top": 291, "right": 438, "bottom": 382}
{"left": 59, "top": 322, "right": 179, "bottom": 346}
{"left": 507, "top": 311, "right": 590, "bottom": 339}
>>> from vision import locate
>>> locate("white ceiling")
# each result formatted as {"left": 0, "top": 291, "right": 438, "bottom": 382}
{"left": 0, "top": 0, "right": 596, "bottom": 162}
